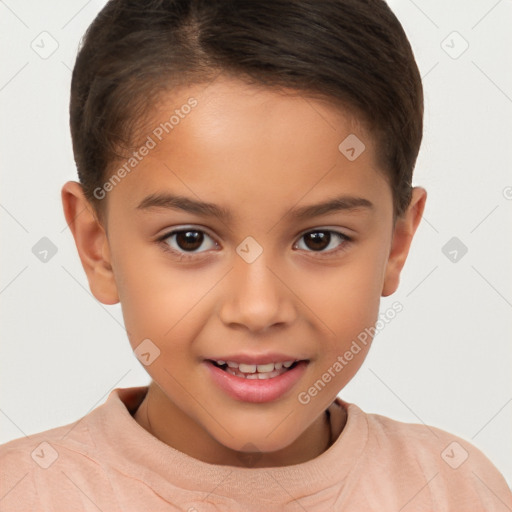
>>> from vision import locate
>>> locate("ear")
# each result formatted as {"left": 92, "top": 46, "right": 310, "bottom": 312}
{"left": 61, "top": 181, "right": 119, "bottom": 305}
{"left": 381, "top": 187, "right": 427, "bottom": 297}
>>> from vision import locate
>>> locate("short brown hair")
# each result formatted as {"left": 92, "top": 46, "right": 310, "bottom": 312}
{"left": 70, "top": 0, "right": 423, "bottom": 223}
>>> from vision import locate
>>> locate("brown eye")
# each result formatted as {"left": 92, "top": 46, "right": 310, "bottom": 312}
{"left": 295, "top": 230, "right": 351, "bottom": 255}
{"left": 303, "top": 231, "right": 331, "bottom": 251}
{"left": 175, "top": 230, "right": 204, "bottom": 251}
{"left": 159, "top": 228, "right": 217, "bottom": 257}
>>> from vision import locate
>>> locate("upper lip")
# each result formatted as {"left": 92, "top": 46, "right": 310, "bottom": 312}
{"left": 205, "top": 352, "right": 310, "bottom": 365}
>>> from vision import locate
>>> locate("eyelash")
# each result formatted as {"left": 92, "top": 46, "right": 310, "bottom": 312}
{"left": 157, "top": 227, "right": 353, "bottom": 262}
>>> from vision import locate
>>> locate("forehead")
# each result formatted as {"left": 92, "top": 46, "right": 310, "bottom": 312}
{"left": 105, "top": 75, "right": 390, "bottom": 224}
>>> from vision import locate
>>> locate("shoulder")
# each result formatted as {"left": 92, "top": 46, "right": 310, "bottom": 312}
{"left": 0, "top": 414, "right": 111, "bottom": 511}
{"left": 0, "top": 414, "right": 92, "bottom": 468}
{"left": 0, "top": 434, "right": 40, "bottom": 511}
{"left": 351, "top": 404, "right": 512, "bottom": 510}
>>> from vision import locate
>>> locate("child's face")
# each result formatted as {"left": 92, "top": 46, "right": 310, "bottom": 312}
{"left": 63, "top": 75, "right": 425, "bottom": 466}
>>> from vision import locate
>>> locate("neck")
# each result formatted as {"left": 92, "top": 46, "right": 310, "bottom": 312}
{"left": 133, "top": 383, "right": 336, "bottom": 468}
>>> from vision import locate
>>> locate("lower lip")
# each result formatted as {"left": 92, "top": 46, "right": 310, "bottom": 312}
{"left": 204, "top": 360, "right": 309, "bottom": 403}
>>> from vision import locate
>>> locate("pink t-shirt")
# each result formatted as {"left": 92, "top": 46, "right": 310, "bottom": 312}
{"left": 1, "top": 386, "right": 510, "bottom": 511}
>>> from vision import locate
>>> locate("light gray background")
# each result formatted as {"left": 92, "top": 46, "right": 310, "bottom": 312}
{"left": 1, "top": 0, "right": 511, "bottom": 488}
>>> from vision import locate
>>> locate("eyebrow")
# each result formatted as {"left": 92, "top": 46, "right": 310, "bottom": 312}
{"left": 136, "top": 192, "right": 373, "bottom": 222}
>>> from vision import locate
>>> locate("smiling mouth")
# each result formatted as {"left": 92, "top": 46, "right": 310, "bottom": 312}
{"left": 208, "top": 360, "right": 305, "bottom": 380}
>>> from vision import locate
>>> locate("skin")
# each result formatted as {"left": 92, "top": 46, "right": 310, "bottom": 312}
{"left": 61, "top": 75, "right": 426, "bottom": 468}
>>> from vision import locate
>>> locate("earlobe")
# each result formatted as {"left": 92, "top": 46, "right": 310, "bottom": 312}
{"left": 61, "top": 181, "right": 120, "bottom": 305}
{"left": 381, "top": 187, "right": 427, "bottom": 297}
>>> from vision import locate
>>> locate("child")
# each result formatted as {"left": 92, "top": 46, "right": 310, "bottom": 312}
{"left": 1, "top": 0, "right": 511, "bottom": 510}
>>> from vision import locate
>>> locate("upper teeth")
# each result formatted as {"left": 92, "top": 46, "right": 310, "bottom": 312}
{"left": 214, "top": 360, "right": 296, "bottom": 373}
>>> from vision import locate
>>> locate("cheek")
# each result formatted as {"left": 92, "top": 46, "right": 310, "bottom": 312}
{"left": 294, "top": 245, "right": 386, "bottom": 390}
{"left": 113, "top": 245, "right": 217, "bottom": 357}
{"left": 108, "top": 237, "right": 174, "bottom": 347}
{"left": 298, "top": 251, "right": 385, "bottom": 337}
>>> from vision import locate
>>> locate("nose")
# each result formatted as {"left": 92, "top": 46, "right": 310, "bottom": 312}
{"left": 218, "top": 252, "right": 297, "bottom": 333}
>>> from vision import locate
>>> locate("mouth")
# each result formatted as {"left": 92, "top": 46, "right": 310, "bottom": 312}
{"left": 204, "top": 359, "right": 310, "bottom": 403}
{"left": 207, "top": 359, "right": 306, "bottom": 380}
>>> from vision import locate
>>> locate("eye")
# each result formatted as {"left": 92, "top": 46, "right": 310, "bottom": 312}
{"left": 157, "top": 226, "right": 352, "bottom": 261}
{"left": 294, "top": 229, "right": 352, "bottom": 256}
{"left": 157, "top": 227, "right": 218, "bottom": 260}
